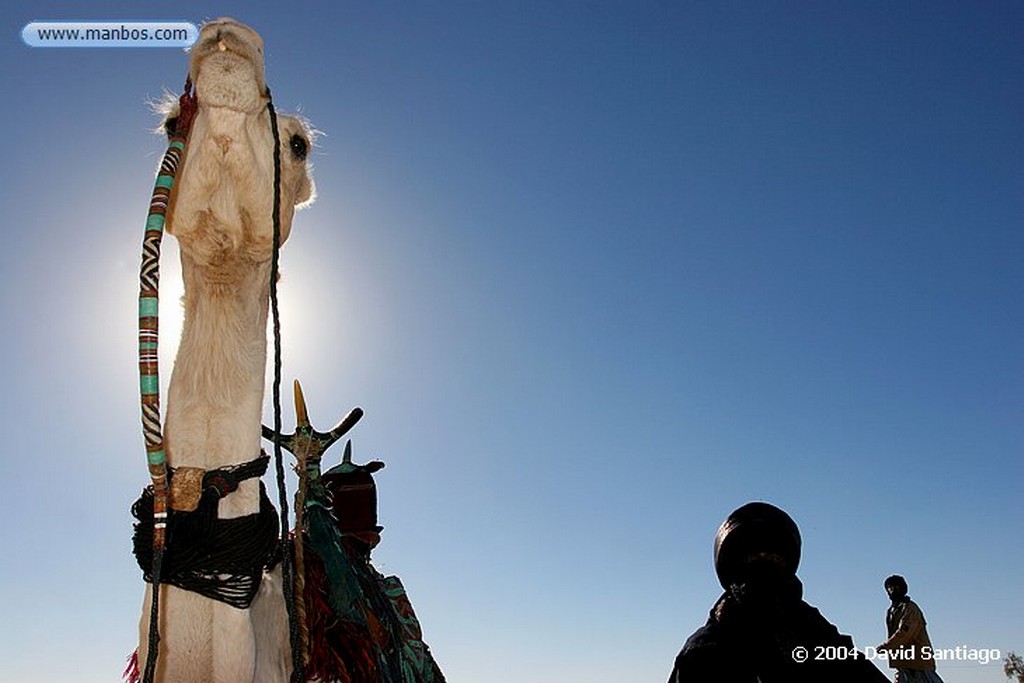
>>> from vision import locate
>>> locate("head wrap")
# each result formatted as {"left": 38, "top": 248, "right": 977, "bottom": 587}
{"left": 713, "top": 501, "right": 801, "bottom": 589}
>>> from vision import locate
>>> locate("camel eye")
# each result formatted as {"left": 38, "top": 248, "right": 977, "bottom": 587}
{"left": 289, "top": 134, "right": 308, "bottom": 160}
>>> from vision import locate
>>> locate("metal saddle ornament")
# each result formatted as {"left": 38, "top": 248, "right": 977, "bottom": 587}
{"left": 263, "top": 380, "right": 446, "bottom": 683}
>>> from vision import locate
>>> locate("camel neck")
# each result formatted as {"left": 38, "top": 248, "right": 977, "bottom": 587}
{"left": 164, "top": 254, "right": 273, "bottom": 472}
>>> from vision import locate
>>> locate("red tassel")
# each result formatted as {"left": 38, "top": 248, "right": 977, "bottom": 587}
{"left": 175, "top": 77, "right": 197, "bottom": 140}
{"left": 123, "top": 649, "right": 140, "bottom": 683}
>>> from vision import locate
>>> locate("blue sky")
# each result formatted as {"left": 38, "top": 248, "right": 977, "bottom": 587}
{"left": 1, "top": 2, "right": 1021, "bottom": 682}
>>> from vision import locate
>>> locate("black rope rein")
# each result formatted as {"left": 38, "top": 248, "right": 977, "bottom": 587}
{"left": 267, "top": 89, "right": 306, "bottom": 683}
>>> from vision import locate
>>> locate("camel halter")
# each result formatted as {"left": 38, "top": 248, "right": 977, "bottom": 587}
{"left": 135, "top": 78, "right": 304, "bottom": 682}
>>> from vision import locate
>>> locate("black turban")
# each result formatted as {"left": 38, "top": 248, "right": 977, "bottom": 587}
{"left": 713, "top": 501, "right": 802, "bottom": 589}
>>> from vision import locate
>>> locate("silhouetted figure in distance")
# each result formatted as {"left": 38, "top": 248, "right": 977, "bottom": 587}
{"left": 878, "top": 574, "right": 945, "bottom": 683}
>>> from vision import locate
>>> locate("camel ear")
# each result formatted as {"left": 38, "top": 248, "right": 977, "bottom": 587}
{"left": 154, "top": 93, "right": 181, "bottom": 138}
{"left": 163, "top": 116, "right": 179, "bottom": 139}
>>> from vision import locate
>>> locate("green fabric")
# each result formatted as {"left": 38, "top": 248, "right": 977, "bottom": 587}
{"left": 138, "top": 297, "right": 159, "bottom": 317}
{"left": 145, "top": 214, "right": 165, "bottom": 232}
{"left": 140, "top": 374, "right": 159, "bottom": 395}
{"left": 303, "top": 451, "right": 444, "bottom": 683}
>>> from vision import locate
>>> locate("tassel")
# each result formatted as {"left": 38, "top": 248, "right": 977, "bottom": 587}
{"left": 123, "top": 649, "right": 140, "bottom": 683}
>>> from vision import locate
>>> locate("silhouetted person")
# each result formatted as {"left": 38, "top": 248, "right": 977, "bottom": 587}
{"left": 667, "top": 502, "right": 889, "bottom": 683}
{"left": 878, "top": 575, "right": 945, "bottom": 683}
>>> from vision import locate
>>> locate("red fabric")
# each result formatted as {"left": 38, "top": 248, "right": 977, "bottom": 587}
{"left": 302, "top": 539, "right": 378, "bottom": 683}
{"left": 175, "top": 77, "right": 198, "bottom": 141}
{"left": 123, "top": 650, "right": 140, "bottom": 683}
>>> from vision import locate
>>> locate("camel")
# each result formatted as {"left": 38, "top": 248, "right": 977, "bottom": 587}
{"left": 135, "top": 18, "right": 314, "bottom": 683}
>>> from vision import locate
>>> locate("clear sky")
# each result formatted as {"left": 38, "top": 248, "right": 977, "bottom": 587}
{"left": 1, "top": 2, "right": 1021, "bottom": 682}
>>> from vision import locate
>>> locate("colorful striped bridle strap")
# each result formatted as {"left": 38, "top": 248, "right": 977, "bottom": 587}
{"left": 137, "top": 77, "right": 196, "bottom": 683}
{"left": 137, "top": 78, "right": 196, "bottom": 551}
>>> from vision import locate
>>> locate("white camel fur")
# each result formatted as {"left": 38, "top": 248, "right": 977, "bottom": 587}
{"left": 138, "top": 18, "right": 314, "bottom": 682}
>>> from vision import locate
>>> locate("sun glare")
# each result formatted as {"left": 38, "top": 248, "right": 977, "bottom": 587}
{"left": 270, "top": 236, "right": 344, "bottom": 380}
{"left": 156, "top": 239, "right": 185, "bottom": 377}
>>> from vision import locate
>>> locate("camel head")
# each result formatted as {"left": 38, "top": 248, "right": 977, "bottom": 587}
{"left": 161, "top": 18, "right": 314, "bottom": 266}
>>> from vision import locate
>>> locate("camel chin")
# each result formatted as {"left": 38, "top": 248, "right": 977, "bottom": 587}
{"left": 189, "top": 18, "right": 266, "bottom": 113}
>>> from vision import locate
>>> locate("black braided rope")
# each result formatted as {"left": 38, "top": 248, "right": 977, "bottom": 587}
{"left": 143, "top": 551, "right": 162, "bottom": 683}
{"left": 266, "top": 90, "right": 305, "bottom": 683}
{"left": 131, "top": 483, "right": 281, "bottom": 608}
